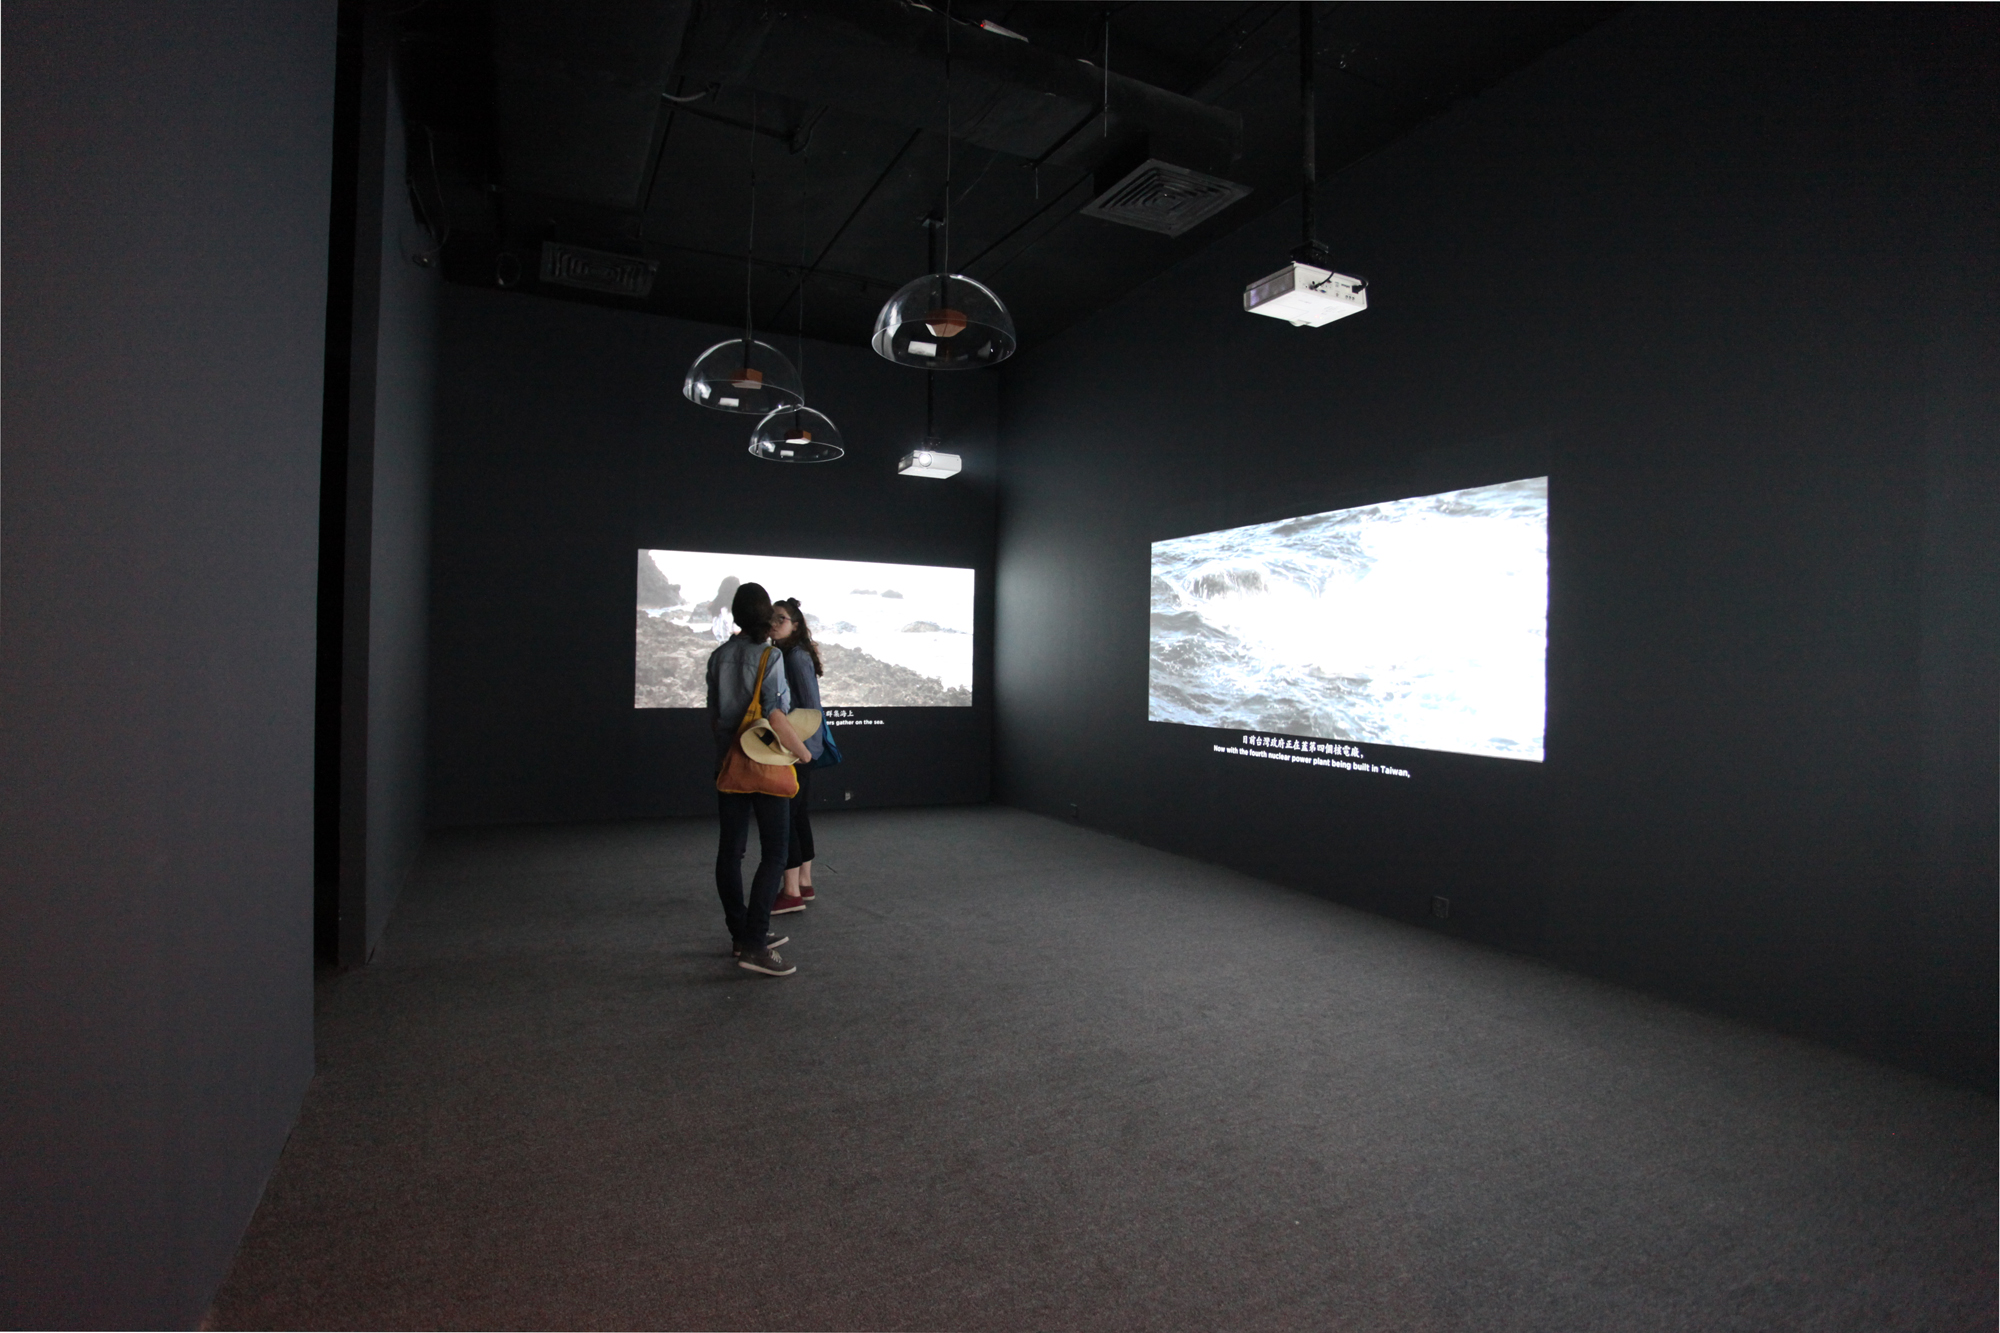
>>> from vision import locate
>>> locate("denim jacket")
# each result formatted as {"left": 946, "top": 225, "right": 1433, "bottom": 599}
{"left": 706, "top": 636, "right": 790, "bottom": 768}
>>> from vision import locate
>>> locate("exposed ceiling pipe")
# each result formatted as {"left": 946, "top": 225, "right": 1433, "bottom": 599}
{"left": 492, "top": 0, "right": 698, "bottom": 207}
{"left": 676, "top": 0, "right": 1242, "bottom": 173}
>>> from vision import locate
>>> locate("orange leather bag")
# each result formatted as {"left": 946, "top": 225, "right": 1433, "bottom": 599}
{"left": 715, "top": 647, "right": 800, "bottom": 798}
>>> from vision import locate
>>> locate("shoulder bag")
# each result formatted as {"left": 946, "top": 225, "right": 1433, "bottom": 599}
{"left": 811, "top": 722, "right": 843, "bottom": 769}
{"left": 715, "top": 648, "right": 800, "bottom": 798}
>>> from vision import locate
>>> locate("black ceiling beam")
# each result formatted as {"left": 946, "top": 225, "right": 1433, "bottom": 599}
{"left": 666, "top": 98, "right": 827, "bottom": 154}
{"left": 492, "top": 0, "right": 697, "bottom": 209}
{"left": 764, "top": 128, "right": 926, "bottom": 328}
{"left": 398, "top": 1, "right": 1630, "bottom": 351}
{"left": 676, "top": 0, "right": 1242, "bottom": 172}
{"left": 648, "top": 241, "right": 896, "bottom": 295}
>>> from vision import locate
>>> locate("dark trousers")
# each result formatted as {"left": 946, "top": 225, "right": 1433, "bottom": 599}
{"left": 786, "top": 763, "right": 815, "bottom": 870}
{"left": 716, "top": 791, "right": 790, "bottom": 948}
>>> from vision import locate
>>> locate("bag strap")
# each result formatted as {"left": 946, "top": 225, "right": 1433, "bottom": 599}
{"left": 738, "top": 647, "right": 772, "bottom": 729}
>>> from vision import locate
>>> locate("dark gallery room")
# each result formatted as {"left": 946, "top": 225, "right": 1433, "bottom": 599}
{"left": 3, "top": 1, "right": 1995, "bottom": 1328}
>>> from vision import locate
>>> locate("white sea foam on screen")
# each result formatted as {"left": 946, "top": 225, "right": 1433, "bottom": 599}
{"left": 1149, "top": 477, "right": 1547, "bottom": 761}
{"left": 640, "top": 549, "right": 974, "bottom": 702}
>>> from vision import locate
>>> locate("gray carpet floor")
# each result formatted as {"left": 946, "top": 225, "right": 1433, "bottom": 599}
{"left": 208, "top": 807, "right": 1996, "bottom": 1331}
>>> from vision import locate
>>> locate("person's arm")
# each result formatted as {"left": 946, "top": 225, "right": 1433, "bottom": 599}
{"left": 790, "top": 648, "right": 821, "bottom": 711}
{"left": 783, "top": 648, "right": 823, "bottom": 760}
{"left": 766, "top": 709, "right": 812, "bottom": 764}
{"left": 705, "top": 649, "right": 721, "bottom": 731}
{"left": 705, "top": 648, "right": 727, "bottom": 773}
{"left": 759, "top": 648, "right": 790, "bottom": 717}
{"left": 761, "top": 652, "right": 811, "bottom": 763}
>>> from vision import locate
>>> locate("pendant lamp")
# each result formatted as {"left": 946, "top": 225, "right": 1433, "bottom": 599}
{"left": 872, "top": 271, "right": 1015, "bottom": 369}
{"left": 749, "top": 148, "right": 844, "bottom": 463}
{"left": 750, "top": 405, "right": 845, "bottom": 463}
{"left": 872, "top": 0, "right": 1016, "bottom": 370}
{"left": 684, "top": 337, "right": 802, "bottom": 414}
{"left": 685, "top": 97, "right": 803, "bottom": 415}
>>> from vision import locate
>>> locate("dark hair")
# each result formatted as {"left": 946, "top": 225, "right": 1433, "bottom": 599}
{"left": 730, "top": 582, "right": 774, "bottom": 639}
{"left": 775, "top": 598, "right": 824, "bottom": 676}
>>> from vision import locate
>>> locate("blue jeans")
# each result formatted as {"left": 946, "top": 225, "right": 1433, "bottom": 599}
{"left": 716, "top": 791, "right": 791, "bottom": 949}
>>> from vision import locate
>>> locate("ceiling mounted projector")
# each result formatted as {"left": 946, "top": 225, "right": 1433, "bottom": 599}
{"left": 1245, "top": 262, "right": 1367, "bottom": 327}
{"left": 898, "top": 448, "right": 961, "bottom": 479}
{"left": 1249, "top": 3, "right": 1369, "bottom": 332}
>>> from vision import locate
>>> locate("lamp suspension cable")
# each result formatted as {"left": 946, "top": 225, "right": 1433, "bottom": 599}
{"left": 1103, "top": 7, "right": 1110, "bottom": 138}
{"left": 867, "top": 0, "right": 1015, "bottom": 371}
{"left": 744, "top": 94, "right": 758, "bottom": 362}
{"left": 798, "top": 146, "right": 808, "bottom": 396}
{"left": 924, "top": 213, "right": 938, "bottom": 443}
{"left": 747, "top": 141, "right": 843, "bottom": 463}
{"left": 942, "top": 0, "right": 953, "bottom": 278}
{"left": 684, "top": 92, "right": 803, "bottom": 412}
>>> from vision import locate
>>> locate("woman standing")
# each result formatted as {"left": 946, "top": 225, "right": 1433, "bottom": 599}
{"left": 769, "top": 598, "right": 823, "bottom": 914}
{"left": 707, "top": 582, "right": 811, "bottom": 976}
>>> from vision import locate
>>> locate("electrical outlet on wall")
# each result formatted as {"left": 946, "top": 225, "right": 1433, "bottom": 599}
{"left": 1431, "top": 896, "right": 1451, "bottom": 920}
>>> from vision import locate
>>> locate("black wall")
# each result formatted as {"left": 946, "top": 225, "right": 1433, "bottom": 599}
{"left": 362, "top": 69, "right": 442, "bottom": 956}
{"left": 317, "top": 13, "right": 441, "bottom": 965}
{"left": 1, "top": 2, "right": 336, "bottom": 1326}
{"left": 427, "top": 285, "right": 998, "bottom": 826}
{"left": 995, "top": 6, "right": 1997, "bottom": 1091}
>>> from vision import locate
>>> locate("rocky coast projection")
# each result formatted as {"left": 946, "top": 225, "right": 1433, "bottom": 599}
{"left": 1149, "top": 477, "right": 1547, "bottom": 761}
{"left": 636, "top": 549, "right": 973, "bottom": 708}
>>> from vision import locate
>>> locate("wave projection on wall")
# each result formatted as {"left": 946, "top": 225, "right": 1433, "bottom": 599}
{"left": 1149, "top": 477, "right": 1548, "bottom": 762}
{"left": 637, "top": 549, "right": 975, "bottom": 708}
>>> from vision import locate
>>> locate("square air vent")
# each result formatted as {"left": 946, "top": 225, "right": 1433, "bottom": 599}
{"left": 1079, "top": 159, "right": 1252, "bottom": 239}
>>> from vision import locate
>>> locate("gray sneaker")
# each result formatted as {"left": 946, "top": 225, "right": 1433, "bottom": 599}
{"left": 732, "top": 932, "right": 789, "bottom": 957}
{"left": 737, "top": 947, "right": 796, "bottom": 977}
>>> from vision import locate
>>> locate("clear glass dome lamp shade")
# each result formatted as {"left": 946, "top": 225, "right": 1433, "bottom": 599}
{"left": 871, "top": 273, "right": 1017, "bottom": 369}
{"left": 749, "top": 405, "right": 846, "bottom": 463}
{"left": 683, "top": 338, "right": 805, "bottom": 415}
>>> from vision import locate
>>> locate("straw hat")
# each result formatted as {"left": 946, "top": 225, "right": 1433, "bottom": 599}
{"left": 740, "top": 708, "right": 823, "bottom": 765}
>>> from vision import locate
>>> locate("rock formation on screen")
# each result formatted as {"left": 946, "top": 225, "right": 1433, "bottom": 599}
{"left": 635, "top": 612, "right": 972, "bottom": 708}
{"left": 637, "top": 553, "right": 682, "bottom": 609}
{"left": 633, "top": 613, "right": 713, "bottom": 708}
{"left": 816, "top": 640, "right": 970, "bottom": 706}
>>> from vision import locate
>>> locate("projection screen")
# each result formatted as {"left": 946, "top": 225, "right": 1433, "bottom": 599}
{"left": 1149, "top": 477, "right": 1547, "bottom": 761}
{"left": 637, "top": 549, "right": 974, "bottom": 708}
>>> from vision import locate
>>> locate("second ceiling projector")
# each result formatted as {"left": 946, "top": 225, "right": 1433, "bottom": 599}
{"left": 1244, "top": 262, "right": 1369, "bottom": 328}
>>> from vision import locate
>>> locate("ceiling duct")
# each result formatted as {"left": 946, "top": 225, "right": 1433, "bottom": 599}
{"left": 675, "top": 0, "right": 1242, "bottom": 173}
{"left": 493, "top": 0, "right": 697, "bottom": 208}
{"left": 1079, "top": 159, "right": 1252, "bottom": 238}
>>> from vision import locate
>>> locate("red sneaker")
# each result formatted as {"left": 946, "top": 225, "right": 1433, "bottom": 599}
{"left": 771, "top": 893, "right": 809, "bottom": 915}
{"left": 800, "top": 884, "right": 816, "bottom": 901}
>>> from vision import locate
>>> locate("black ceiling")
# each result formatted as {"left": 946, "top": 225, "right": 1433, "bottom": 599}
{"left": 396, "top": 0, "right": 1621, "bottom": 350}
